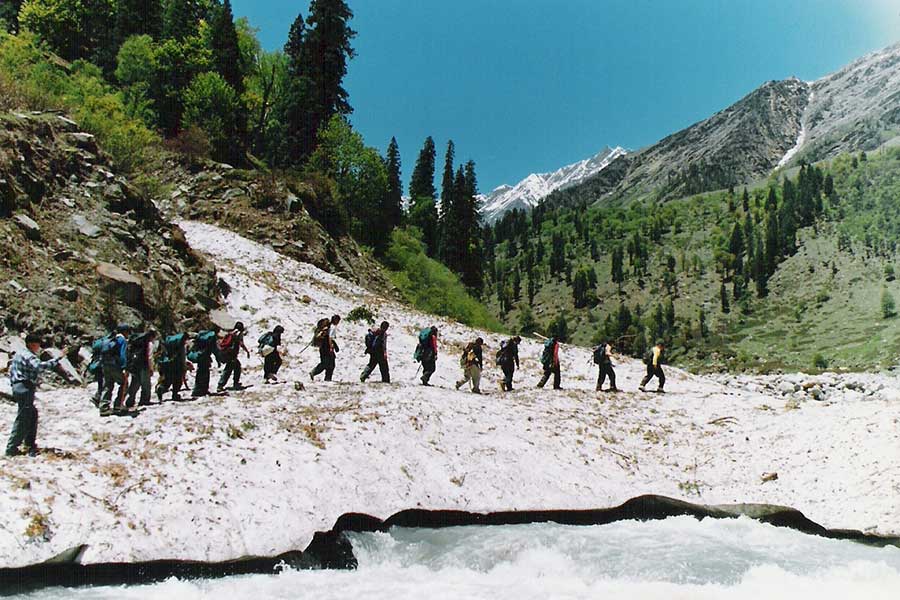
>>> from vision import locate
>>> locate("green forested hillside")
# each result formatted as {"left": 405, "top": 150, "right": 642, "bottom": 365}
{"left": 485, "top": 149, "right": 900, "bottom": 372}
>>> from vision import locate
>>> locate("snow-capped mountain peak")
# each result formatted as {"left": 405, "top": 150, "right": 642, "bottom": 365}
{"left": 479, "top": 146, "right": 627, "bottom": 223}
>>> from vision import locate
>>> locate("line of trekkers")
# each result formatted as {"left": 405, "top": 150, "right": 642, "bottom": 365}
{"left": 86, "top": 321, "right": 284, "bottom": 417}
{"left": 7, "top": 316, "right": 667, "bottom": 456}
{"left": 306, "top": 316, "right": 667, "bottom": 395}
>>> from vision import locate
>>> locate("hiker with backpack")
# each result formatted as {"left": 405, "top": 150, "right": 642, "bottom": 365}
{"left": 537, "top": 336, "right": 562, "bottom": 390}
{"left": 593, "top": 339, "right": 619, "bottom": 392}
{"left": 125, "top": 330, "right": 157, "bottom": 408}
{"left": 310, "top": 316, "right": 340, "bottom": 382}
{"left": 6, "top": 333, "right": 66, "bottom": 457}
{"left": 99, "top": 324, "right": 132, "bottom": 417}
{"left": 360, "top": 321, "right": 390, "bottom": 383}
{"left": 156, "top": 332, "right": 194, "bottom": 402}
{"left": 414, "top": 326, "right": 438, "bottom": 386}
{"left": 188, "top": 330, "right": 218, "bottom": 398}
{"left": 455, "top": 337, "right": 485, "bottom": 394}
{"left": 639, "top": 341, "right": 666, "bottom": 393}
{"left": 217, "top": 322, "right": 250, "bottom": 392}
{"left": 497, "top": 336, "right": 521, "bottom": 392}
{"left": 259, "top": 325, "right": 286, "bottom": 383}
{"left": 87, "top": 330, "right": 112, "bottom": 407}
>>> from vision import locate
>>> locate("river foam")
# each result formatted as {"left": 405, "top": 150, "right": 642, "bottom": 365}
{"left": 18, "top": 516, "right": 900, "bottom": 599}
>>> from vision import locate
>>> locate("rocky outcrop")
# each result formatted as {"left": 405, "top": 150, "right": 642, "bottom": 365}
{"left": 0, "top": 111, "right": 222, "bottom": 353}
{"left": 154, "top": 158, "right": 395, "bottom": 294}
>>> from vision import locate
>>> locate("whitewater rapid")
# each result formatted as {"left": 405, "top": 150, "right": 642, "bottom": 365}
{"left": 18, "top": 516, "right": 900, "bottom": 599}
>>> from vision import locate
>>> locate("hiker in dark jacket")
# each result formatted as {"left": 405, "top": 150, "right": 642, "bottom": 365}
{"left": 537, "top": 337, "right": 561, "bottom": 390}
{"left": 595, "top": 340, "right": 619, "bottom": 392}
{"left": 497, "top": 336, "right": 521, "bottom": 392}
{"left": 260, "top": 325, "right": 286, "bottom": 383}
{"left": 157, "top": 333, "right": 193, "bottom": 402}
{"left": 100, "top": 324, "right": 131, "bottom": 416}
{"left": 217, "top": 322, "right": 250, "bottom": 392}
{"left": 6, "top": 333, "right": 64, "bottom": 457}
{"left": 125, "top": 330, "right": 157, "bottom": 408}
{"left": 360, "top": 321, "right": 390, "bottom": 383}
{"left": 189, "top": 330, "right": 217, "bottom": 398}
{"left": 417, "top": 326, "right": 439, "bottom": 386}
{"left": 639, "top": 341, "right": 666, "bottom": 392}
{"left": 88, "top": 331, "right": 111, "bottom": 407}
{"left": 455, "top": 338, "right": 485, "bottom": 393}
{"left": 310, "top": 315, "right": 341, "bottom": 382}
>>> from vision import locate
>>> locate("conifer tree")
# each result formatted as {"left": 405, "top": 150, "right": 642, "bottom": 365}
{"left": 1, "top": 0, "right": 22, "bottom": 33}
{"left": 279, "top": 13, "right": 315, "bottom": 164}
{"left": 163, "top": 0, "right": 200, "bottom": 41}
{"left": 303, "top": 0, "right": 356, "bottom": 136}
{"left": 115, "top": 0, "right": 162, "bottom": 44}
{"left": 209, "top": 0, "right": 245, "bottom": 96}
{"left": 764, "top": 211, "right": 780, "bottom": 276}
{"left": 720, "top": 281, "right": 730, "bottom": 313}
{"left": 409, "top": 137, "right": 436, "bottom": 201}
{"left": 385, "top": 137, "right": 403, "bottom": 230}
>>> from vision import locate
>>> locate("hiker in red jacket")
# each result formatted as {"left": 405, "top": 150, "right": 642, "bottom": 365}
{"left": 217, "top": 322, "right": 250, "bottom": 392}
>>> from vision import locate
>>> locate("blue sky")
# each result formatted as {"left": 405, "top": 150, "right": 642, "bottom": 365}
{"left": 231, "top": 0, "right": 900, "bottom": 193}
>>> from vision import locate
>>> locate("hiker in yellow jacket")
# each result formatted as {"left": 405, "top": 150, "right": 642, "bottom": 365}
{"left": 639, "top": 341, "right": 666, "bottom": 392}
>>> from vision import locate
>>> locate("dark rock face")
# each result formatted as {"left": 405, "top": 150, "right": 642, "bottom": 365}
{"left": 2, "top": 495, "right": 897, "bottom": 594}
{"left": 0, "top": 111, "right": 221, "bottom": 349}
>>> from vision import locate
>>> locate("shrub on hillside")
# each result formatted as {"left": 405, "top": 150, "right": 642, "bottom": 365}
{"left": 163, "top": 125, "right": 211, "bottom": 164}
{"left": 345, "top": 306, "right": 375, "bottom": 324}
{"left": 182, "top": 72, "right": 243, "bottom": 165}
{"left": 881, "top": 288, "right": 896, "bottom": 319}
{"left": 385, "top": 227, "right": 502, "bottom": 331}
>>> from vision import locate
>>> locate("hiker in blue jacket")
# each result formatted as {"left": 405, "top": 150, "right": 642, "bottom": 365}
{"left": 6, "top": 333, "right": 64, "bottom": 457}
{"left": 99, "top": 324, "right": 131, "bottom": 417}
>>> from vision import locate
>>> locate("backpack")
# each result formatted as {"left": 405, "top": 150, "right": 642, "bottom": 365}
{"left": 99, "top": 335, "right": 121, "bottom": 365}
{"left": 218, "top": 332, "right": 237, "bottom": 356}
{"left": 188, "top": 330, "right": 217, "bottom": 363}
{"left": 644, "top": 348, "right": 654, "bottom": 365}
{"left": 593, "top": 344, "right": 607, "bottom": 365}
{"left": 164, "top": 333, "right": 187, "bottom": 359}
{"left": 540, "top": 339, "right": 554, "bottom": 368}
{"left": 413, "top": 328, "right": 432, "bottom": 362}
{"left": 495, "top": 341, "right": 510, "bottom": 366}
{"left": 126, "top": 333, "right": 149, "bottom": 371}
{"left": 364, "top": 330, "right": 378, "bottom": 354}
{"left": 91, "top": 335, "right": 111, "bottom": 358}
{"left": 312, "top": 318, "right": 331, "bottom": 347}
{"left": 460, "top": 344, "right": 478, "bottom": 367}
{"left": 258, "top": 332, "right": 274, "bottom": 349}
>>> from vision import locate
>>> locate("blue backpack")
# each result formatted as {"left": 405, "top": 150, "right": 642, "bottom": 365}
{"left": 413, "top": 328, "right": 432, "bottom": 361}
{"left": 540, "top": 339, "right": 555, "bottom": 367}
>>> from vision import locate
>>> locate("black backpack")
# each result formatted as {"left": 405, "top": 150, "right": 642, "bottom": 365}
{"left": 126, "top": 333, "right": 150, "bottom": 370}
{"left": 593, "top": 344, "right": 607, "bottom": 365}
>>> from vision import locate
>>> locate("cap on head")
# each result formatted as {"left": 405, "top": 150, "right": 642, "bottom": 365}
{"left": 656, "top": 340, "right": 665, "bottom": 347}
{"left": 274, "top": 325, "right": 285, "bottom": 334}
{"left": 380, "top": 321, "right": 389, "bottom": 330}
{"left": 235, "top": 322, "right": 245, "bottom": 331}
{"left": 332, "top": 315, "right": 341, "bottom": 323}
{"left": 475, "top": 337, "right": 484, "bottom": 345}
{"left": 24, "top": 333, "right": 42, "bottom": 346}
{"left": 117, "top": 323, "right": 132, "bottom": 334}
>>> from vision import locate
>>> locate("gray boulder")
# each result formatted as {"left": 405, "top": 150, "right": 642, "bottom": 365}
{"left": 97, "top": 262, "right": 145, "bottom": 308}
{"left": 13, "top": 214, "right": 41, "bottom": 240}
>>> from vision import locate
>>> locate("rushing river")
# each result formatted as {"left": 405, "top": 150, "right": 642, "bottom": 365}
{"left": 16, "top": 516, "right": 900, "bottom": 599}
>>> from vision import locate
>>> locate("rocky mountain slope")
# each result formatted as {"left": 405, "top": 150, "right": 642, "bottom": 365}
{"left": 544, "top": 42, "right": 900, "bottom": 209}
{"left": 0, "top": 220, "right": 896, "bottom": 568}
{"left": 0, "top": 111, "right": 220, "bottom": 353}
{"left": 479, "top": 146, "right": 626, "bottom": 223}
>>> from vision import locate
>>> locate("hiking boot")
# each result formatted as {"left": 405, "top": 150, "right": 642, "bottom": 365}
{"left": 99, "top": 409, "right": 113, "bottom": 418}
{"left": 473, "top": 389, "right": 482, "bottom": 394}
{"left": 310, "top": 371, "right": 315, "bottom": 382}
{"left": 455, "top": 381, "right": 462, "bottom": 390}
{"left": 26, "top": 446, "right": 39, "bottom": 457}
{"left": 216, "top": 386, "right": 225, "bottom": 394}
{"left": 609, "top": 387, "right": 620, "bottom": 392}
{"left": 638, "top": 385, "right": 646, "bottom": 392}
{"left": 5, "top": 448, "right": 22, "bottom": 457}
{"left": 156, "top": 388, "right": 163, "bottom": 402}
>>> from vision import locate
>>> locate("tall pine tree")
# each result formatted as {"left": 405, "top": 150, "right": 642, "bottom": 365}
{"left": 115, "top": 0, "right": 163, "bottom": 44}
{"left": 408, "top": 137, "right": 438, "bottom": 256}
{"left": 438, "top": 140, "right": 457, "bottom": 265}
{"left": 279, "top": 13, "right": 315, "bottom": 164}
{"left": 209, "top": 0, "right": 244, "bottom": 96}
{"left": 384, "top": 137, "right": 403, "bottom": 231}
{"left": 163, "top": 0, "right": 201, "bottom": 42}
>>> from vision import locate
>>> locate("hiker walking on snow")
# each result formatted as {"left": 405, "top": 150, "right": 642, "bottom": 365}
{"left": 594, "top": 339, "right": 619, "bottom": 392}
{"left": 99, "top": 324, "right": 131, "bottom": 417}
{"left": 125, "top": 330, "right": 157, "bottom": 408}
{"left": 87, "top": 330, "right": 112, "bottom": 407}
{"left": 639, "top": 341, "right": 666, "bottom": 392}
{"left": 157, "top": 333, "right": 193, "bottom": 402}
{"left": 259, "top": 325, "right": 285, "bottom": 383}
{"left": 310, "top": 316, "right": 340, "bottom": 382}
{"left": 497, "top": 336, "right": 521, "bottom": 391}
{"left": 414, "top": 326, "right": 438, "bottom": 386}
{"left": 360, "top": 321, "right": 390, "bottom": 383}
{"left": 456, "top": 337, "right": 485, "bottom": 394}
{"left": 217, "top": 322, "right": 250, "bottom": 392}
{"left": 537, "top": 336, "right": 562, "bottom": 390}
{"left": 6, "top": 333, "right": 65, "bottom": 457}
{"left": 188, "top": 330, "right": 218, "bottom": 398}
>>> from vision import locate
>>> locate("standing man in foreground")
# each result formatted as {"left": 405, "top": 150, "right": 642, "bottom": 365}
{"left": 415, "top": 326, "right": 439, "bottom": 386}
{"left": 217, "top": 322, "right": 250, "bottom": 392}
{"left": 537, "top": 336, "right": 561, "bottom": 390}
{"left": 497, "top": 335, "right": 521, "bottom": 391}
{"left": 456, "top": 337, "right": 485, "bottom": 394}
{"left": 6, "top": 334, "right": 63, "bottom": 457}
{"left": 99, "top": 324, "right": 131, "bottom": 417}
{"left": 310, "top": 315, "right": 341, "bottom": 382}
{"left": 639, "top": 340, "right": 666, "bottom": 392}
